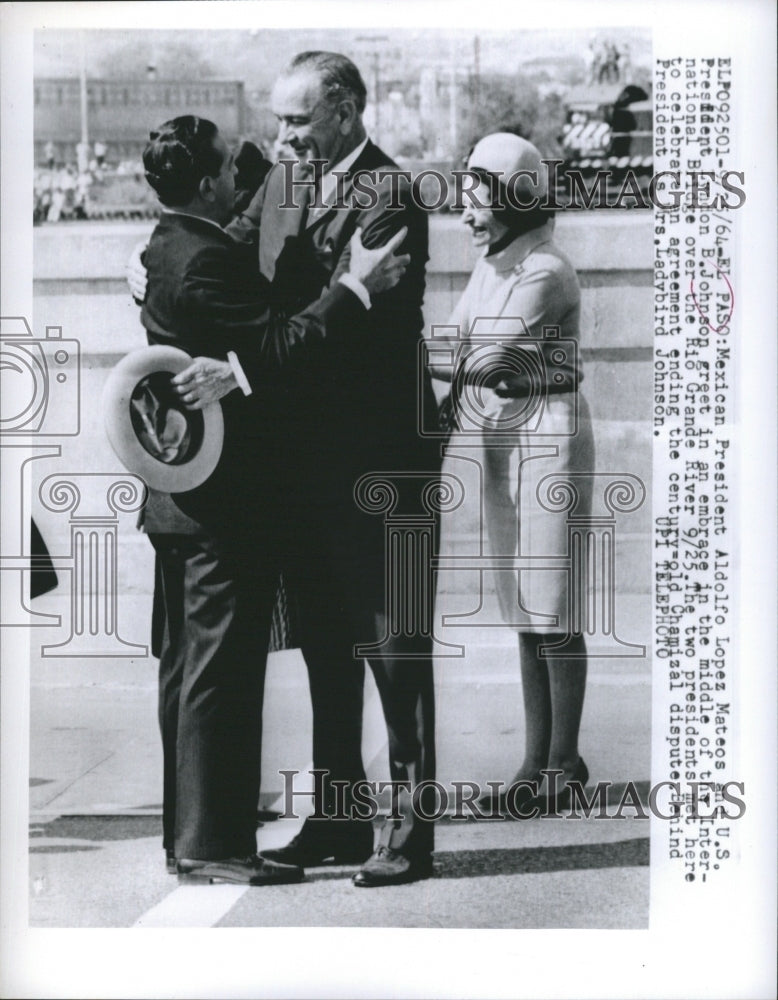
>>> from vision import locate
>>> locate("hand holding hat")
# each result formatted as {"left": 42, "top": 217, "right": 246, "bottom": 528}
{"left": 102, "top": 345, "right": 224, "bottom": 492}
{"left": 172, "top": 356, "right": 239, "bottom": 409}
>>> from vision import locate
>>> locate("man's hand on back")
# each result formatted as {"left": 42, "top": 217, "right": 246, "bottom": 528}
{"left": 127, "top": 241, "right": 149, "bottom": 302}
{"left": 140, "top": 222, "right": 411, "bottom": 412}
{"left": 348, "top": 226, "right": 409, "bottom": 296}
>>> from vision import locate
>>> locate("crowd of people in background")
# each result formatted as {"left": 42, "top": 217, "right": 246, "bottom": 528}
{"left": 34, "top": 161, "right": 94, "bottom": 223}
{"left": 34, "top": 139, "right": 113, "bottom": 223}
{"left": 34, "top": 137, "right": 273, "bottom": 224}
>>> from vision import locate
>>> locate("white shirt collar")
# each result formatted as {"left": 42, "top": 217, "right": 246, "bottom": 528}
{"left": 162, "top": 208, "right": 225, "bottom": 232}
{"left": 327, "top": 136, "right": 369, "bottom": 178}
{"left": 316, "top": 137, "right": 370, "bottom": 212}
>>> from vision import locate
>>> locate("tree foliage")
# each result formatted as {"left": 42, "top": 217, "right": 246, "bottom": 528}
{"left": 461, "top": 73, "right": 566, "bottom": 159}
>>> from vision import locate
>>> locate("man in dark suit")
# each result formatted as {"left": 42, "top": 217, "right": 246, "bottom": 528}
{"left": 177, "top": 53, "right": 442, "bottom": 886}
{"left": 138, "top": 114, "right": 410, "bottom": 885}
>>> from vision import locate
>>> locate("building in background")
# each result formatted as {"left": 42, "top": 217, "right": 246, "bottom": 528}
{"left": 34, "top": 78, "right": 246, "bottom": 164}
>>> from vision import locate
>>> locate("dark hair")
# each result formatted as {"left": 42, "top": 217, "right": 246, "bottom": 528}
{"left": 233, "top": 140, "right": 272, "bottom": 215}
{"left": 142, "top": 116, "right": 223, "bottom": 206}
{"left": 469, "top": 166, "right": 554, "bottom": 234}
{"left": 283, "top": 51, "right": 367, "bottom": 113}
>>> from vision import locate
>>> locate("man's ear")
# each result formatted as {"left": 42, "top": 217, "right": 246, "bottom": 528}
{"left": 337, "top": 99, "right": 358, "bottom": 135}
{"left": 199, "top": 175, "right": 216, "bottom": 202}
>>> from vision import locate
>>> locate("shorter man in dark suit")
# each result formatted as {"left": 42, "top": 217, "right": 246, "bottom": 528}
{"left": 138, "top": 115, "right": 409, "bottom": 885}
{"left": 131, "top": 58, "right": 442, "bottom": 887}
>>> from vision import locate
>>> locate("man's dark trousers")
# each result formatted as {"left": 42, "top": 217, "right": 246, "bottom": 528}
{"left": 151, "top": 529, "right": 279, "bottom": 859}
{"left": 233, "top": 141, "right": 441, "bottom": 858}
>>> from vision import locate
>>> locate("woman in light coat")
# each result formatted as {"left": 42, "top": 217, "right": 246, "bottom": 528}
{"left": 430, "top": 133, "right": 595, "bottom": 810}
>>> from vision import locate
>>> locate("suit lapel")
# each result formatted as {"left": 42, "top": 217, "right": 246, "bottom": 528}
{"left": 304, "top": 140, "right": 392, "bottom": 231}
{"left": 259, "top": 142, "right": 396, "bottom": 284}
{"left": 259, "top": 163, "right": 312, "bottom": 282}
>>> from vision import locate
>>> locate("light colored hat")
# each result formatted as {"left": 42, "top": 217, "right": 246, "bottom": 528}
{"left": 102, "top": 345, "right": 224, "bottom": 492}
{"left": 467, "top": 132, "right": 548, "bottom": 201}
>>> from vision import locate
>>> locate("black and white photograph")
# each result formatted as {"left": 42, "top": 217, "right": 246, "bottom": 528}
{"left": 0, "top": 2, "right": 775, "bottom": 998}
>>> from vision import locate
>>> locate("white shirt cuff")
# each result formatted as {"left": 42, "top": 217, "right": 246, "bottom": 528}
{"left": 338, "top": 273, "right": 371, "bottom": 310}
{"left": 227, "top": 351, "right": 252, "bottom": 396}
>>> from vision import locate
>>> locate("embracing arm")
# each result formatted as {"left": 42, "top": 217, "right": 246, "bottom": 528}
{"left": 224, "top": 177, "right": 264, "bottom": 246}
{"left": 172, "top": 229, "right": 409, "bottom": 408}
{"left": 170, "top": 244, "right": 363, "bottom": 406}
{"left": 330, "top": 171, "right": 427, "bottom": 318}
{"left": 127, "top": 175, "right": 268, "bottom": 303}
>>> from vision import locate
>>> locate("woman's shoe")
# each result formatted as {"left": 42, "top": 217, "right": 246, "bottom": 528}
{"left": 535, "top": 758, "right": 589, "bottom": 813}
{"left": 477, "top": 772, "right": 542, "bottom": 817}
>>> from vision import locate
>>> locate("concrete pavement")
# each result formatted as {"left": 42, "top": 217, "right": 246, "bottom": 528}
{"left": 29, "top": 586, "right": 650, "bottom": 929}
{"left": 24, "top": 211, "right": 652, "bottom": 927}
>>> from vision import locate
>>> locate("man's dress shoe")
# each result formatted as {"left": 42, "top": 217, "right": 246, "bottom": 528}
{"left": 176, "top": 854, "right": 304, "bottom": 885}
{"left": 260, "top": 820, "right": 374, "bottom": 867}
{"left": 165, "top": 849, "right": 176, "bottom": 874}
{"left": 352, "top": 846, "right": 433, "bottom": 888}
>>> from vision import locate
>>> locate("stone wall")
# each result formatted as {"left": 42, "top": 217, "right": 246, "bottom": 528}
{"left": 28, "top": 211, "right": 652, "bottom": 615}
